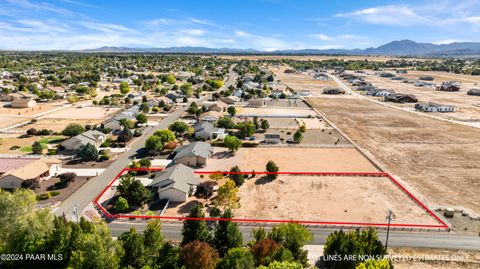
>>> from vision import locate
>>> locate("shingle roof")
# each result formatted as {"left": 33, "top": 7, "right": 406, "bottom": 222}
{"left": 148, "top": 164, "right": 199, "bottom": 194}
{"left": 174, "top": 142, "right": 213, "bottom": 160}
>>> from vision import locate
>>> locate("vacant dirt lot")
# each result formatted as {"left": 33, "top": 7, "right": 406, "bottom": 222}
{"left": 201, "top": 147, "right": 378, "bottom": 172}
{"left": 235, "top": 175, "right": 438, "bottom": 225}
{"left": 17, "top": 118, "right": 103, "bottom": 132}
{"left": 307, "top": 97, "right": 480, "bottom": 215}
{"left": 236, "top": 107, "right": 315, "bottom": 117}
{"left": 41, "top": 105, "right": 120, "bottom": 120}
{"left": 0, "top": 101, "right": 64, "bottom": 117}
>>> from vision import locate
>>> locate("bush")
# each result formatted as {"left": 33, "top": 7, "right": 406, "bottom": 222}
{"left": 266, "top": 160, "right": 279, "bottom": 180}
{"left": 49, "top": 191, "right": 60, "bottom": 196}
{"left": 47, "top": 149, "right": 57, "bottom": 155}
{"left": 26, "top": 128, "right": 37, "bottom": 136}
{"left": 38, "top": 192, "right": 51, "bottom": 200}
{"left": 134, "top": 130, "right": 142, "bottom": 137}
{"left": 36, "top": 129, "right": 53, "bottom": 135}
{"left": 32, "top": 141, "right": 43, "bottom": 154}
{"left": 115, "top": 196, "right": 129, "bottom": 212}
{"left": 196, "top": 181, "right": 216, "bottom": 198}
{"left": 21, "top": 178, "right": 39, "bottom": 189}
{"left": 59, "top": 172, "right": 77, "bottom": 185}
{"left": 99, "top": 153, "right": 110, "bottom": 161}
{"left": 76, "top": 143, "right": 99, "bottom": 161}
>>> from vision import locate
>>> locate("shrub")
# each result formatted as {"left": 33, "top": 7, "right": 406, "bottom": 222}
{"left": 49, "top": 191, "right": 60, "bottom": 196}
{"left": 134, "top": 130, "right": 142, "bottom": 137}
{"left": 99, "top": 153, "right": 110, "bottom": 161}
{"left": 32, "top": 141, "right": 43, "bottom": 154}
{"left": 266, "top": 160, "right": 279, "bottom": 180}
{"left": 115, "top": 196, "right": 129, "bottom": 212}
{"left": 76, "top": 143, "right": 99, "bottom": 161}
{"left": 59, "top": 172, "right": 77, "bottom": 185}
{"left": 26, "top": 128, "right": 37, "bottom": 136}
{"left": 62, "top": 123, "right": 86, "bottom": 137}
{"left": 196, "top": 181, "right": 216, "bottom": 198}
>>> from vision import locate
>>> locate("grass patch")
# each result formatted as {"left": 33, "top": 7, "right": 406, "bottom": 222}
{"left": 20, "top": 136, "right": 64, "bottom": 153}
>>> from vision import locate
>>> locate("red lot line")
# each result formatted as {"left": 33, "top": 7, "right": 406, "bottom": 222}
{"left": 94, "top": 168, "right": 449, "bottom": 230}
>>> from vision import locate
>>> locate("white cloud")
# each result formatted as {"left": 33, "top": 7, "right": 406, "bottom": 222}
{"left": 309, "top": 34, "right": 331, "bottom": 41}
{"left": 180, "top": 29, "right": 206, "bottom": 36}
{"left": 335, "top": 5, "right": 429, "bottom": 26}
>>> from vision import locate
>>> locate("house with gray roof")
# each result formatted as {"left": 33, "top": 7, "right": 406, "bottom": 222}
{"left": 415, "top": 102, "right": 455, "bottom": 112}
{"left": 102, "top": 105, "right": 139, "bottom": 131}
{"left": 148, "top": 164, "right": 199, "bottom": 202}
{"left": 61, "top": 130, "right": 107, "bottom": 151}
{"left": 173, "top": 142, "right": 213, "bottom": 167}
{"left": 193, "top": 122, "right": 225, "bottom": 140}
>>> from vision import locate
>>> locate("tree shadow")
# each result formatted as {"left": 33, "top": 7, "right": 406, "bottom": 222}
{"left": 254, "top": 176, "right": 275, "bottom": 185}
{"left": 211, "top": 151, "right": 232, "bottom": 159}
{"left": 177, "top": 200, "right": 203, "bottom": 214}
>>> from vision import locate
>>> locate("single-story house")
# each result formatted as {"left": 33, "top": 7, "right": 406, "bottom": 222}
{"left": 194, "top": 122, "right": 226, "bottom": 140}
{"left": 61, "top": 130, "right": 107, "bottom": 151}
{"left": 248, "top": 98, "right": 266, "bottom": 108}
{"left": 396, "top": 70, "right": 408, "bottom": 74}
{"left": 437, "top": 81, "right": 461, "bottom": 92}
{"left": 148, "top": 164, "right": 199, "bottom": 202}
{"left": 102, "top": 105, "right": 139, "bottom": 130}
{"left": 385, "top": 94, "right": 418, "bottom": 103}
{"left": 0, "top": 158, "right": 61, "bottom": 189}
{"left": 220, "top": 96, "right": 240, "bottom": 105}
{"left": 11, "top": 98, "right": 36, "bottom": 108}
{"left": 207, "top": 101, "right": 228, "bottom": 112}
{"left": 467, "top": 89, "right": 480, "bottom": 96}
{"left": 374, "top": 89, "right": 395, "bottom": 97}
{"left": 415, "top": 102, "right": 455, "bottom": 112}
{"left": 322, "top": 88, "right": 345, "bottom": 95}
{"left": 166, "top": 92, "right": 184, "bottom": 103}
{"left": 173, "top": 142, "right": 213, "bottom": 167}
{"left": 264, "top": 134, "right": 281, "bottom": 144}
{"left": 200, "top": 111, "right": 221, "bottom": 123}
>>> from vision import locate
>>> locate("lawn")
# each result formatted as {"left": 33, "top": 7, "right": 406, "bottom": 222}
{"left": 20, "top": 136, "right": 65, "bottom": 153}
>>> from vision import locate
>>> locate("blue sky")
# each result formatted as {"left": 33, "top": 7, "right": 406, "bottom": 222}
{"left": 1, "top": 0, "right": 480, "bottom": 50}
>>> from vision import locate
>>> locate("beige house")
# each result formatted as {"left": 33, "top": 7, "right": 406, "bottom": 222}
{"left": 148, "top": 164, "right": 199, "bottom": 202}
{"left": 173, "top": 142, "right": 213, "bottom": 168}
{"left": 11, "top": 98, "right": 36, "bottom": 108}
{"left": 0, "top": 158, "right": 61, "bottom": 189}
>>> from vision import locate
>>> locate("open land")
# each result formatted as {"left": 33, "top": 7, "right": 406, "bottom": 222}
{"left": 235, "top": 175, "right": 438, "bottom": 225}
{"left": 306, "top": 97, "right": 480, "bottom": 215}
{"left": 201, "top": 147, "right": 378, "bottom": 172}
{"left": 219, "top": 55, "right": 425, "bottom": 62}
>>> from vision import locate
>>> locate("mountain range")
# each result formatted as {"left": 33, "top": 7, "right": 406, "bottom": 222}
{"left": 83, "top": 40, "right": 480, "bottom": 56}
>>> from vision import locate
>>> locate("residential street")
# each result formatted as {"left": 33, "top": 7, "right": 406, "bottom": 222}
{"left": 108, "top": 221, "right": 480, "bottom": 250}
{"left": 54, "top": 66, "right": 238, "bottom": 220}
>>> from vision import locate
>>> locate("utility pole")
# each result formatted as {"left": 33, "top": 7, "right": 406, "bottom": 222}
{"left": 73, "top": 204, "right": 80, "bottom": 223}
{"left": 385, "top": 209, "right": 393, "bottom": 251}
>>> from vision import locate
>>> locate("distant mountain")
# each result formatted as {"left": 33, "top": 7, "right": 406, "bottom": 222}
{"left": 83, "top": 40, "right": 480, "bottom": 56}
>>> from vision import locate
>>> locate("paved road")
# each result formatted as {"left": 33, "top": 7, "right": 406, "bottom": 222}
{"left": 108, "top": 221, "right": 480, "bottom": 250}
{"left": 55, "top": 66, "right": 238, "bottom": 220}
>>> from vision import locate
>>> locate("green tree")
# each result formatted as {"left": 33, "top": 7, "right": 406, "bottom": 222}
{"left": 181, "top": 82, "right": 193, "bottom": 97}
{"left": 227, "top": 106, "right": 236, "bottom": 116}
{"left": 165, "top": 74, "right": 176, "bottom": 84}
{"left": 217, "top": 116, "right": 236, "bottom": 129}
{"left": 181, "top": 204, "right": 211, "bottom": 245}
{"left": 138, "top": 158, "right": 151, "bottom": 168}
{"left": 181, "top": 240, "right": 219, "bottom": 269}
{"left": 139, "top": 102, "right": 150, "bottom": 113}
{"left": 115, "top": 196, "right": 129, "bottom": 212}
{"left": 62, "top": 123, "right": 86, "bottom": 137}
{"left": 145, "top": 135, "right": 163, "bottom": 153}
{"left": 237, "top": 122, "right": 255, "bottom": 138}
{"left": 324, "top": 228, "right": 386, "bottom": 269}
{"left": 169, "top": 120, "right": 189, "bottom": 136}
{"left": 154, "top": 129, "right": 176, "bottom": 143}
{"left": 268, "top": 223, "right": 313, "bottom": 266}
{"left": 298, "top": 125, "right": 306, "bottom": 133}
{"left": 76, "top": 143, "right": 99, "bottom": 161}
{"left": 117, "top": 175, "right": 151, "bottom": 207}
{"left": 143, "top": 220, "right": 165, "bottom": 266}
{"left": 229, "top": 165, "right": 245, "bottom": 186}
{"left": 136, "top": 113, "right": 148, "bottom": 124}
{"left": 216, "top": 180, "right": 240, "bottom": 209}
{"left": 261, "top": 119, "right": 270, "bottom": 130}
{"left": 293, "top": 131, "right": 303, "bottom": 143}
{"left": 32, "top": 141, "right": 43, "bottom": 154}
{"left": 119, "top": 227, "right": 145, "bottom": 268}
{"left": 214, "top": 209, "right": 243, "bottom": 256}
{"left": 224, "top": 135, "right": 242, "bottom": 153}
{"left": 156, "top": 242, "right": 181, "bottom": 269}
{"left": 266, "top": 160, "right": 279, "bottom": 180}
{"left": 218, "top": 247, "right": 255, "bottom": 269}
{"left": 120, "top": 81, "right": 130, "bottom": 94}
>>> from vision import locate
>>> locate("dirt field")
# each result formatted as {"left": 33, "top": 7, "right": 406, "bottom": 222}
{"left": 271, "top": 66, "right": 340, "bottom": 95}
{"left": 236, "top": 107, "right": 316, "bottom": 117}
{"left": 41, "top": 105, "right": 120, "bottom": 120}
{"left": 0, "top": 101, "right": 65, "bottom": 117}
{"left": 201, "top": 147, "right": 378, "bottom": 172}
{"left": 307, "top": 97, "right": 480, "bottom": 215}
{"left": 362, "top": 71, "right": 480, "bottom": 121}
{"left": 17, "top": 118, "right": 103, "bottom": 132}
{"left": 235, "top": 175, "right": 438, "bottom": 225}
